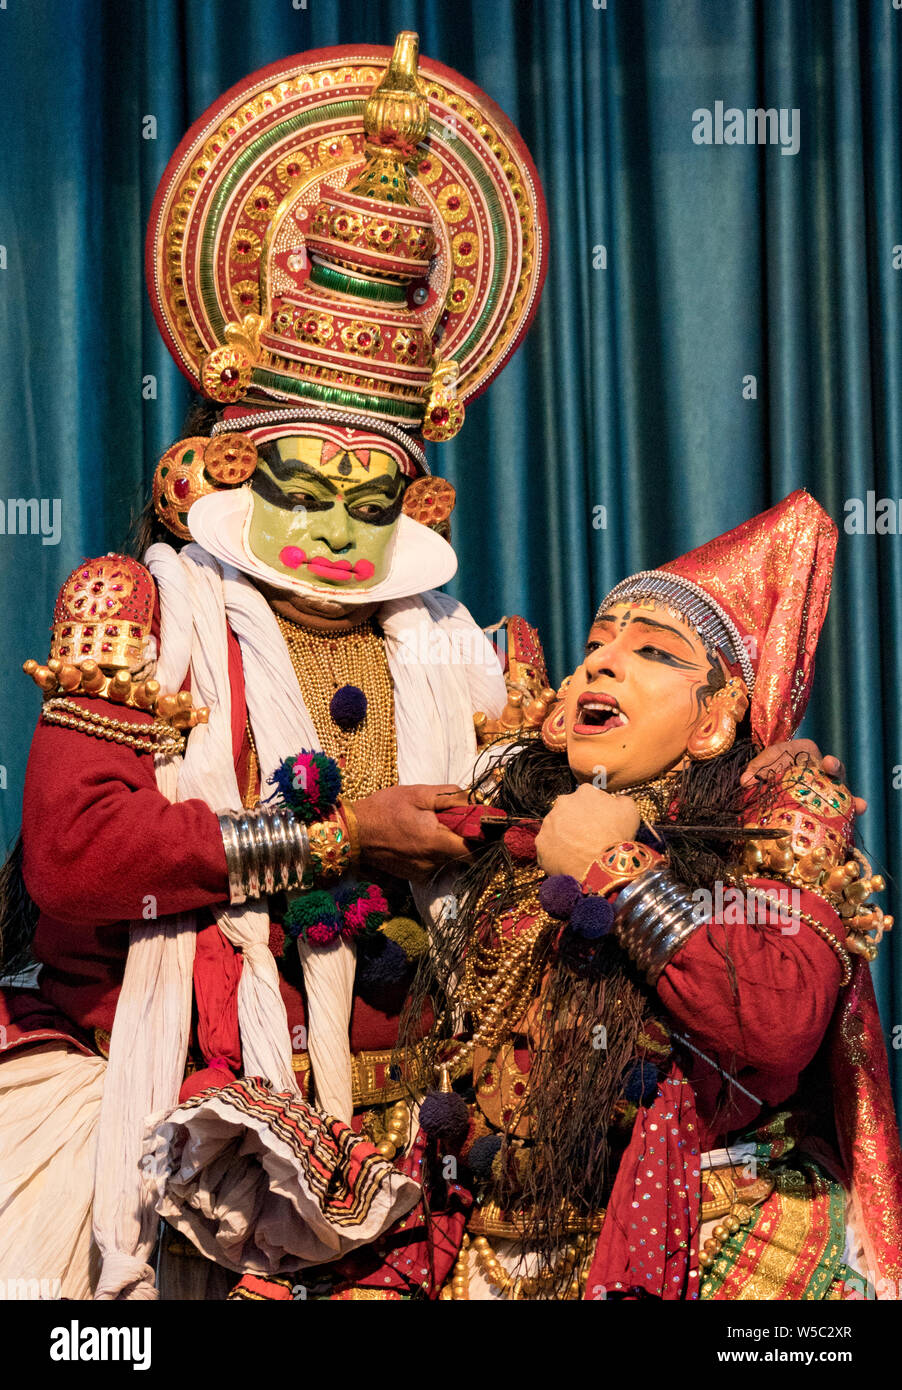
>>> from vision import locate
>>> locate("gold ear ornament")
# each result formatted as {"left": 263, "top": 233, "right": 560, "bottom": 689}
{"left": 686, "top": 677, "right": 749, "bottom": 762}
{"left": 401, "top": 476, "right": 456, "bottom": 537}
{"left": 422, "top": 359, "right": 465, "bottom": 442}
{"left": 152, "top": 433, "right": 259, "bottom": 540}
{"left": 539, "top": 676, "right": 572, "bottom": 752}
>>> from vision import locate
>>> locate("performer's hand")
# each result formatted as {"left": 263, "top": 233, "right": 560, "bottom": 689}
{"left": 741, "top": 739, "right": 866, "bottom": 815}
{"left": 535, "top": 784, "right": 641, "bottom": 881}
{"left": 819, "top": 753, "right": 867, "bottom": 815}
{"left": 352, "top": 784, "right": 471, "bottom": 882}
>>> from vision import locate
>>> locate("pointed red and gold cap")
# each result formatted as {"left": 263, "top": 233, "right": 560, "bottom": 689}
{"left": 597, "top": 491, "right": 838, "bottom": 746}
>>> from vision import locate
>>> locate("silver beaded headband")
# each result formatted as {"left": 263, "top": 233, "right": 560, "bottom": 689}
{"left": 210, "top": 407, "right": 430, "bottom": 474}
{"left": 595, "top": 569, "right": 756, "bottom": 693}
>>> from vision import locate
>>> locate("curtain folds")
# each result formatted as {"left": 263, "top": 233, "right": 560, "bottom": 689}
{"left": 1, "top": 0, "right": 900, "bottom": 1104}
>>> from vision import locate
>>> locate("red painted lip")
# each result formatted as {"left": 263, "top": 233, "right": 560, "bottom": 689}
{"left": 572, "top": 689, "right": 627, "bottom": 736}
{"left": 577, "top": 690, "right": 621, "bottom": 710}
{"left": 307, "top": 557, "right": 355, "bottom": 579}
{"left": 278, "top": 547, "right": 375, "bottom": 582}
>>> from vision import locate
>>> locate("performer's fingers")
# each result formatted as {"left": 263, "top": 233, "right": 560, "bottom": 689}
{"left": 431, "top": 785, "right": 470, "bottom": 808}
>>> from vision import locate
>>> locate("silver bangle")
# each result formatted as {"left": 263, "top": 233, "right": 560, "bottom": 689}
{"left": 237, "top": 812, "right": 260, "bottom": 899}
{"left": 268, "top": 808, "right": 291, "bottom": 895}
{"left": 219, "top": 815, "right": 244, "bottom": 904}
{"left": 217, "top": 807, "right": 311, "bottom": 905}
{"left": 283, "top": 811, "right": 310, "bottom": 888}
{"left": 614, "top": 867, "right": 702, "bottom": 985}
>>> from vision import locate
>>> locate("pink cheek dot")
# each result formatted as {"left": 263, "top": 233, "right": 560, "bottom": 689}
{"left": 354, "top": 559, "right": 375, "bottom": 581}
{"left": 279, "top": 546, "right": 307, "bottom": 569}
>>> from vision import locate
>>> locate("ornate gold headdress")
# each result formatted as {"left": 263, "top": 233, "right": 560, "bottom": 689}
{"left": 147, "top": 32, "right": 548, "bottom": 448}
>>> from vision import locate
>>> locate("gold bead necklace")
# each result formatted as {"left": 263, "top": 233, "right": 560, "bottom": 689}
{"left": 459, "top": 870, "right": 552, "bottom": 1049}
{"left": 275, "top": 613, "right": 398, "bottom": 801}
{"left": 615, "top": 771, "right": 681, "bottom": 826}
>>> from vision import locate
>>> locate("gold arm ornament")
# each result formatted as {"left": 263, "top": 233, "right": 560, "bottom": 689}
{"left": 24, "top": 658, "right": 208, "bottom": 730}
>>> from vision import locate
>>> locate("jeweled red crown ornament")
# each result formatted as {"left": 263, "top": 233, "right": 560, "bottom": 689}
{"left": 51, "top": 554, "right": 154, "bottom": 670}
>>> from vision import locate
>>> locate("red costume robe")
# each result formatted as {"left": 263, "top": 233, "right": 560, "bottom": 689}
{"left": 2, "top": 612, "right": 419, "bottom": 1087}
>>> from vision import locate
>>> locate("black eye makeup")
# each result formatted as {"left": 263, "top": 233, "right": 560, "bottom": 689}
{"left": 251, "top": 468, "right": 333, "bottom": 512}
{"left": 582, "top": 632, "right": 701, "bottom": 671}
{"left": 251, "top": 463, "right": 405, "bottom": 526}
{"left": 635, "top": 643, "right": 699, "bottom": 670}
{"left": 286, "top": 492, "right": 333, "bottom": 513}
{"left": 346, "top": 493, "right": 404, "bottom": 527}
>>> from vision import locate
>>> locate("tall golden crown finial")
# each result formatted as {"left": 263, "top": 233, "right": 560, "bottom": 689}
{"left": 348, "top": 32, "right": 430, "bottom": 205}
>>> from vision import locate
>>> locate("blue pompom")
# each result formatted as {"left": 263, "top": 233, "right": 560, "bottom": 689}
{"left": 539, "top": 874, "right": 582, "bottom": 919}
{"left": 332, "top": 878, "right": 365, "bottom": 910}
{"left": 330, "top": 684, "right": 367, "bottom": 730}
{"left": 622, "top": 1060, "right": 659, "bottom": 1106}
{"left": 269, "top": 759, "right": 298, "bottom": 802}
{"left": 356, "top": 937, "right": 409, "bottom": 989}
{"left": 419, "top": 1089, "right": 469, "bottom": 1147}
{"left": 466, "top": 1134, "right": 502, "bottom": 1177}
{"left": 570, "top": 894, "right": 615, "bottom": 939}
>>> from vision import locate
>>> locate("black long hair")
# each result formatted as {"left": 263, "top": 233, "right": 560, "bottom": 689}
{"left": 0, "top": 836, "right": 38, "bottom": 977}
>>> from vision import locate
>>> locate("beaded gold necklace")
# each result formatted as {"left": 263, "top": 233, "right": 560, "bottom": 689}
{"left": 615, "top": 771, "right": 681, "bottom": 825}
{"left": 274, "top": 612, "right": 398, "bottom": 801}
{"left": 459, "top": 868, "right": 552, "bottom": 1049}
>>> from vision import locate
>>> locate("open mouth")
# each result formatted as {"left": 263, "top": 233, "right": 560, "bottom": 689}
{"left": 572, "top": 691, "right": 629, "bottom": 735}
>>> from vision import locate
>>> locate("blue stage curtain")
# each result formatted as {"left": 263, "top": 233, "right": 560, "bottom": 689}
{"left": 1, "top": 0, "right": 900, "bottom": 1104}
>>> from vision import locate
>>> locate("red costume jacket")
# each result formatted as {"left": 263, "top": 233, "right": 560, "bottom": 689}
{"left": 1, "top": 614, "right": 423, "bottom": 1088}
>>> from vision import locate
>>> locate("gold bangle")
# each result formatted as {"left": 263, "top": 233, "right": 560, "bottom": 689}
{"left": 339, "top": 799, "right": 361, "bottom": 868}
{"left": 307, "top": 815, "right": 352, "bottom": 880}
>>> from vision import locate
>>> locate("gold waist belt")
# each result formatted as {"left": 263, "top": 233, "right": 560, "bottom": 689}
{"left": 294, "top": 1040, "right": 472, "bottom": 1109}
{"left": 95, "top": 1030, "right": 467, "bottom": 1110}
{"left": 468, "top": 1200, "right": 605, "bottom": 1240}
{"left": 293, "top": 1045, "right": 409, "bottom": 1108}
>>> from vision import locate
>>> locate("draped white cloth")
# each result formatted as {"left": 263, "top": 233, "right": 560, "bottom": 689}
{"left": 0, "top": 1044, "right": 107, "bottom": 1300}
{"left": 89, "top": 540, "right": 506, "bottom": 1297}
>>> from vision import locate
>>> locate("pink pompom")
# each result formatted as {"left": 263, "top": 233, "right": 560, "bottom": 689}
{"left": 292, "top": 753, "right": 320, "bottom": 804}
{"left": 364, "top": 884, "right": 390, "bottom": 914}
{"left": 341, "top": 884, "right": 390, "bottom": 939}
{"left": 342, "top": 900, "right": 369, "bottom": 936}
{"left": 307, "top": 918, "right": 340, "bottom": 945}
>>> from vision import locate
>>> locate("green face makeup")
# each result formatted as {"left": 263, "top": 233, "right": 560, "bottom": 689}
{"left": 247, "top": 434, "right": 405, "bottom": 587}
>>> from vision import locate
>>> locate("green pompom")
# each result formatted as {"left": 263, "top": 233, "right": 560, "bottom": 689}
{"left": 380, "top": 916, "right": 429, "bottom": 961}
{"left": 283, "top": 890, "right": 341, "bottom": 944}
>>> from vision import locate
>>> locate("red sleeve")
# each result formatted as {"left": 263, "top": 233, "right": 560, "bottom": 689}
{"left": 655, "top": 879, "right": 844, "bottom": 1079}
{"left": 21, "top": 703, "right": 230, "bottom": 928}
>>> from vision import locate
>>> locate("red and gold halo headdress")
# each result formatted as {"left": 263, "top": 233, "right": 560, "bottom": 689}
{"left": 597, "top": 490, "right": 838, "bottom": 746}
{"left": 146, "top": 31, "right": 547, "bottom": 454}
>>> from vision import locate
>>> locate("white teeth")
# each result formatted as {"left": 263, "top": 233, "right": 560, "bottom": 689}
{"left": 577, "top": 705, "right": 629, "bottom": 730}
